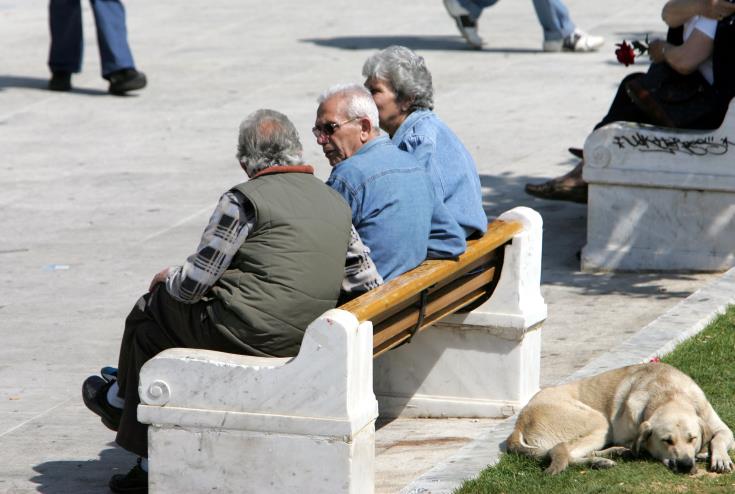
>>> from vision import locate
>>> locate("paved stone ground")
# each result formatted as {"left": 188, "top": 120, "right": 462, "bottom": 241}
{"left": 0, "top": 0, "right": 721, "bottom": 492}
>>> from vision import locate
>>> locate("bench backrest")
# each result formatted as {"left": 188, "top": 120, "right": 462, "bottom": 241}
{"left": 339, "top": 218, "right": 523, "bottom": 357}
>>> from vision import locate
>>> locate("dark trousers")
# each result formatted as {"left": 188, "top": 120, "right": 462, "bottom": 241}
{"left": 48, "top": 0, "right": 135, "bottom": 77}
{"left": 115, "top": 287, "right": 244, "bottom": 458}
{"left": 594, "top": 72, "right": 724, "bottom": 131}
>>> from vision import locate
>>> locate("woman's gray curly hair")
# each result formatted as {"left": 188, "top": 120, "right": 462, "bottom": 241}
{"left": 362, "top": 45, "right": 434, "bottom": 111}
{"left": 236, "top": 109, "right": 304, "bottom": 177}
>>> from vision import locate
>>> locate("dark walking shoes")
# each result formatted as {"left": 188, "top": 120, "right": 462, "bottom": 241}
{"left": 109, "top": 457, "right": 148, "bottom": 494}
{"left": 49, "top": 69, "right": 146, "bottom": 94}
{"left": 108, "top": 68, "right": 147, "bottom": 96}
{"left": 48, "top": 71, "right": 72, "bottom": 92}
{"left": 81, "top": 375, "right": 122, "bottom": 431}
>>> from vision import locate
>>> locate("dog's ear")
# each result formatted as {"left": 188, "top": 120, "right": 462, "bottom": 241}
{"left": 635, "top": 421, "right": 653, "bottom": 454}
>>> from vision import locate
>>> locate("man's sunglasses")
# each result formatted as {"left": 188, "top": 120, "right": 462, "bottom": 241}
{"left": 312, "top": 117, "right": 359, "bottom": 138}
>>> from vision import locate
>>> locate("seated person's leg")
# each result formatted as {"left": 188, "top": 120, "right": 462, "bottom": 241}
{"left": 524, "top": 73, "right": 649, "bottom": 203}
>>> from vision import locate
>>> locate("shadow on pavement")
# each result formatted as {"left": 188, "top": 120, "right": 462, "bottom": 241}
{"left": 30, "top": 444, "right": 136, "bottom": 494}
{"left": 301, "top": 35, "right": 540, "bottom": 53}
{"left": 479, "top": 172, "right": 701, "bottom": 299}
{"left": 0, "top": 75, "right": 108, "bottom": 96}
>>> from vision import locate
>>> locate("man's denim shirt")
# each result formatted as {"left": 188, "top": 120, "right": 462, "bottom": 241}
{"left": 326, "top": 135, "right": 466, "bottom": 281}
{"left": 392, "top": 109, "right": 487, "bottom": 237}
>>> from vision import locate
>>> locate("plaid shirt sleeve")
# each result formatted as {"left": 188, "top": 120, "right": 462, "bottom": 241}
{"left": 165, "top": 191, "right": 254, "bottom": 304}
{"left": 342, "top": 225, "right": 383, "bottom": 294}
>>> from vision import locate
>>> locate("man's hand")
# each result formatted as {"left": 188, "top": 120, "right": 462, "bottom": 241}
{"left": 648, "top": 39, "right": 669, "bottom": 63}
{"left": 149, "top": 267, "right": 170, "bottom": 292}
{"left": 701, "top": 0, "right": 735, "bottom": 21}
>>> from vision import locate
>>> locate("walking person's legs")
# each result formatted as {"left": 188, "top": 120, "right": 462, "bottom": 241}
{"left": 532, "top": 0, "right": 575, "bottom": 43}
{"left": 89, "top": 0, "right": 146, "bottom": 94}
{"left": 442, "top": 0, "right": 500, "bottom": 49}
{"left": 532, "top": 0, "right": 604, "bottom": 52}
{"left": 48, "top": 0, "right": 84, "bottom": 90}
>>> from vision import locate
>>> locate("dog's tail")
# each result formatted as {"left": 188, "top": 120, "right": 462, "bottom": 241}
{"left": 506, "top": 428, "right": 541, "bottom": 457}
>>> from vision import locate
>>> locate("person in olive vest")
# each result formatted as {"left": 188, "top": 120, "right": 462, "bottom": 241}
{"left": 81, "top": 109, "right": 372, "bottom": 494}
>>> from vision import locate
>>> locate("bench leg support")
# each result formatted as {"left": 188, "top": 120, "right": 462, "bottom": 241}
{"left": 138, "top": 309, "right": 378, "bottom": 493}
{"left": 374, "top": 207, "right": 547, "bottom": 418}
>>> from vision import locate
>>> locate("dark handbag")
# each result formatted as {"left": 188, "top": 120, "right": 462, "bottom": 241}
{"left": 625, "top": 62, "right": 718, "bottom": 128}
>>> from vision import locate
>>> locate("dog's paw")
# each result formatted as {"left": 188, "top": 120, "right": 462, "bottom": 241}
{"left": 544, "top": 463, "right": 566, "bottom": 475}
{"left": 590, "top": 458, "right": 616, "bottom": 469}
{"left": 709, "top": 453, "right": 733, "bottom": 473}
{"left": 595, "top": 446, "right": 635, "bottom": 460}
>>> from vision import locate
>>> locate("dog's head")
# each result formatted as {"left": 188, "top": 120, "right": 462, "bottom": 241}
{"left": 635, "top": 401, "right": 709, "bottom": 474}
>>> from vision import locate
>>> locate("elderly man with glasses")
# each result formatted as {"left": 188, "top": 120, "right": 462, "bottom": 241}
{"left": 315, "top": 84, "right": 466, "bottom": 282}
{"left": 81, "top": 108, "right": 382, "bottom": 493}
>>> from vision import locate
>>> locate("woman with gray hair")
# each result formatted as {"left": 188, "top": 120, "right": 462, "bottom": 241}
{"left": 362, "top": 45, "right": 487, "bottom": 238}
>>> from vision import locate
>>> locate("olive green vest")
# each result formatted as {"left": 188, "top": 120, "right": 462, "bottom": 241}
{"left": 207, "top": 170, "right": 351, "bottom": 357}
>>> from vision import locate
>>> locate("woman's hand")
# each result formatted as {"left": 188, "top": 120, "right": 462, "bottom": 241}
{"left": 701, "top": 0, "right": 735, "bottom": 21}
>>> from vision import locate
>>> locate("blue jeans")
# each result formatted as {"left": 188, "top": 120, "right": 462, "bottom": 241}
{"left": 48, "top": 0, "right": 136, "bottom": 77}
{"left": 457, "top": 0, "right": 576, "bottom": 41}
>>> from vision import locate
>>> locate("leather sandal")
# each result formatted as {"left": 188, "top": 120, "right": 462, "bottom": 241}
{"left": 524, "top": 180, "right": 588, "bottom": 204}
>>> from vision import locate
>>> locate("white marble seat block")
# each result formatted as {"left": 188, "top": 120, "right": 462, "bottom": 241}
{"left": 582, "top": 101, "right": 735, "bottom": 272}
{"left": 374, "top": 207, "right": 547, "bottom": 418}
{"left": 137, "top": 309, "right": 378, "bottom": 494}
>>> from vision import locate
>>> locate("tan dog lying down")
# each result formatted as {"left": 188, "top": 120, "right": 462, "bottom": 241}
{"left": 506, "top": 362, "right": 734, "bottom": 474}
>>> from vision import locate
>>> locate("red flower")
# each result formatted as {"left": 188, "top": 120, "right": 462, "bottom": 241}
{"left": 615, "top": 41, "right": 636, "bottom": 66}
{"left": 649, "top": 356, "right": 661, "bottom": 363}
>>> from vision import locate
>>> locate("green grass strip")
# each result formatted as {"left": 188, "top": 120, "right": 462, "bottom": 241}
{"left": 455, "top": 306, "right": 735, "bottom": 494}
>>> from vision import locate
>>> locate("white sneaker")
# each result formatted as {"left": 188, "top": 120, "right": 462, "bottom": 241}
{"left": 543, "top": 29, "right": 604, "bottom": 53}
{"left": 442, "top": 0, "right": 484, "bottom": 49}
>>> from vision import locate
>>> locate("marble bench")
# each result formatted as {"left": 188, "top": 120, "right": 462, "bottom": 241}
{"left": 582, "top": 100, "right": 735, "bottom": 272}
{"left": 136, "top": 206, "right": 547, "bottom": 493}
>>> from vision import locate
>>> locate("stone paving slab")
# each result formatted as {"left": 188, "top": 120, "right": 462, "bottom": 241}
{"left": 0, "top": 0, "right": 725, "bottom": 492}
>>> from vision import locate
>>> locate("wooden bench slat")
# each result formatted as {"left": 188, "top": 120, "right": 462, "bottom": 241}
{"left": 372, "top": 266, "right": 496, "bottom": 357}
{"left": 340, "top": 219, "right": 522, "bottom": 324}
{"left": 338, "top": 218, "right": 524, "bottom": 357}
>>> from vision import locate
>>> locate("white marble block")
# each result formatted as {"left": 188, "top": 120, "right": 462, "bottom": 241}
{"left": 582, "top": 101, "right": 735, "bottom": 272}
{"left": 374, "top": 207, "right": 547, "bottom": 418}
{"left": 137, "top": 309, "right": 378, "bottom": 494}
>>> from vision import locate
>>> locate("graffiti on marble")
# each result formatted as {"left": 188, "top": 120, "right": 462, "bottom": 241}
{"left": 613, "top": 133, "right": 733, "bottom": 156}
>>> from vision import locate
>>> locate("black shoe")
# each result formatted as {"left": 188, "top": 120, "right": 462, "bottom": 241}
{"left": 107, "top": 69, "right": 147, "bottom": 95}
{"left": 48, "top": 71, "right": 71, "bottom": 92}
{"left": 109, "top": 458, "right": 148, "bottom": 494}
{"left": 82, "top": 375, "right": 122, "bottom": 431}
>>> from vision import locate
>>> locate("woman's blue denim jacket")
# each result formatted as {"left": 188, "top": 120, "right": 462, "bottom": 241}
{"left": 392, "top": 110, "right": 487, "bottom": 237}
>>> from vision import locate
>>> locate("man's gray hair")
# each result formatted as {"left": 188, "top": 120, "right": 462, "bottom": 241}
{"left": 317, "top": 83, "right": 379, "bottom": 129}
{"left": 362, "top": 45, "right": 434, "bottom": 111}
{"left": 236, "top": 109, "right": 304, "bottom": 177}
